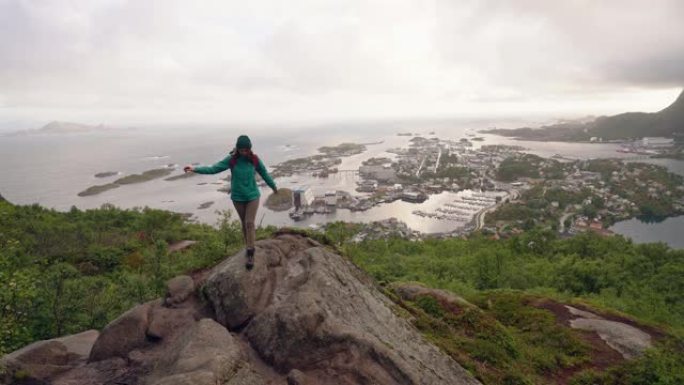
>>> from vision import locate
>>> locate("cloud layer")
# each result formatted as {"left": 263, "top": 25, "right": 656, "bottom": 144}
{"left": 0, "top": 0, "right": 682, "bottom": 126}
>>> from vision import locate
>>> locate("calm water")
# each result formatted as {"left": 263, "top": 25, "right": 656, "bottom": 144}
{"left": 1, "top": 121, "right": 682, "bottom": 238}
{"left": 610, "top": 216, "right": 684, "bottom": 249}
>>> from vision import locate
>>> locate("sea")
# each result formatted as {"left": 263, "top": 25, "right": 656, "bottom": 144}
{"left": 1, "top": 119, "right": 683, "bottom": 247}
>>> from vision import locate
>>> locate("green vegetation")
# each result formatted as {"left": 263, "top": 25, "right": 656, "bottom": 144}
{"left": 0, "top": 200, "right": 273, "bottom": 355}
{"left": 582, "top": 159, "right": 683, "bottom": 219}
{"left": 489, "top": 159, "right": 683, "bottom": 232}
{"left": 340, "top": 228, "right": 684, "bottom": 384}
{"left": 496, "top": 154, "right": 568, "bottom": 182}
{"left": 2, "top": 198, "right": 682, "bottom": 384}
{"left": 344, "top": 230, "right": 684, "bottom": 331}
{"left": 487, "top": 185, "right": 595, "bottom": 229}
{"left": 317, "top": 142, "right": 366, "bottom": 155}
{"left": 483, "top": 89, "right": 684, "bottom": 141}
{"left": 394, "top": 290, "right": 589, "bottom": 384}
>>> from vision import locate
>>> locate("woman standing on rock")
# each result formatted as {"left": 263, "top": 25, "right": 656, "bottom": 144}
{"left": 184, "top": 135, "right": 277, "bottom": 270}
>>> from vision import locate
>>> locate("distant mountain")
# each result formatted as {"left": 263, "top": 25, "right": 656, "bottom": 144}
{"left": 4, "top": 121, "right": 114, "bottom": 136}
{"left": 484, "top": 89, "right": 684, "bottom": 141}
{"left": 39, "top": 121, "right": 110, "bottom": 133}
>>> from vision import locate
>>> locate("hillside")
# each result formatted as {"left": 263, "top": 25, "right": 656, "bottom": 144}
{"left": 484, "top": 89, "right": 684, "bottom": 141}
{"left": 0, "top": 201, "right": 682, "bottom": 384}
{"left": 2, "top": 231, "right": 481, "bottom": 385}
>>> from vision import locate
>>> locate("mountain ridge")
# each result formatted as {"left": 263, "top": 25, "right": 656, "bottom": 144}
{"left": 484, "top": 89, "right": 684, "bottom": 141}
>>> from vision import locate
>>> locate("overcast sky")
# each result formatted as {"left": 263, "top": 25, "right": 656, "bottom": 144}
{"left": 1, "top": 0, "right": 682, "bottom": 128}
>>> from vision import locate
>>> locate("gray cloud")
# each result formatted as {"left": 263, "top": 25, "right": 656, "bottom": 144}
{"left": 0, "top": 0, "right": 682, "bottom": 126}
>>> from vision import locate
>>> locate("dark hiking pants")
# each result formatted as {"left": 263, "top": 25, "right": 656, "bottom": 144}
{"left": 232, "top": 197, "right": 259, "bottom": 249}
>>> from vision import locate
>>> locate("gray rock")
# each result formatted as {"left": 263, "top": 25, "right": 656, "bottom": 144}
{"left": 54, "top": 330, "right": 99, "bottom": 360}
{"left": 570, "top": 318, "right": 652, "bottom": 359}
{"left": 52, "top": 357, "right": 127, "bottom": 385}
{"left": 165, "top": 275, "right": 195, "bottom": 306}
{"left": 204, "top": 233, "right": 481, "bottom": 385}
{"left": 287, "top": 369, "right": 312, "bottom": 385}
{"left": 392, "top": 282, "right": 473, "bottom": 309}
{"left": 146, "top": 318, "right": 245, "bottom": 385}
{"left": 565, "top": 305, "right": 604, "bottom": 320}
{"left": 147, "top": 300, "right": 198, "bottom": 340}
{"left": 89, "top": 302, "right": 152, "bottom": 362}
{"left": 225, "top": 366, "right": 269, "bottom": 385}
{"left": 1, "top": 340, "right": 70, "bottom": 382}
{"left": 1, "top": 330, "right": 99, "bottom": 383}
{"left": 5, "top": 232, "right": 483, "bottom": 385}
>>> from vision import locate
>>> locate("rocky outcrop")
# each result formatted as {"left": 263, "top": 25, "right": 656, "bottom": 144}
{"left": 566, "top": 306, "right": 652, "bottom": 359}
{"left": 204, "top": 231, "right": 481, "bottom": 385}
{"left": 2, "top": 232, "right": 482, "bottom": 385}
{"left": 88, "top": 303, "right": 152, "bottom": 362}
{"left": 391, "top": 282, "right": 473, "bottom": 311}
{"left": 165, "top": 275, "right": 194, "bottom": 306}
{"left": 0, "top": 330, "right": 98, "bottom": 383}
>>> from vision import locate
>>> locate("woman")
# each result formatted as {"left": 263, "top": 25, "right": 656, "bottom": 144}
{"left": 184, "top": 135, "right": 277, "bottom": 270}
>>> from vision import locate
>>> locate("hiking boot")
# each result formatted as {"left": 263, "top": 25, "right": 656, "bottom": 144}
{"left": 245, "top": 248, "right": 255, "bottom": 270}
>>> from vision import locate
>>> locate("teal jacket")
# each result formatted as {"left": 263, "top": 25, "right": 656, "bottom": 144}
{"left": 194, "top": 154, "right": 277, "bottom": 202}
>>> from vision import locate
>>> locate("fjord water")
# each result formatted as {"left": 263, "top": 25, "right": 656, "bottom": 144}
{"left": 1, "top": 122, "right": 682, "bottom": 242}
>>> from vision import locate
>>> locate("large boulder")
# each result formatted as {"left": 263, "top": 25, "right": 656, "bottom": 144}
{"left": 1, "top": 330, "right": 98, "bottom": 383}
{"left": 146, "top": 318, "right": 263, "bottom": 385}
{"left": 570, "top": 318, "right": 653, "bottom": 359}
{"left": 88, "top": 302, "right": 152, "bottom": 362}
{"left": 165, "top": 275, "right": 194, "bottom": 307}
{"left": 204, "top": 232, "right": 481, "bottom": 385}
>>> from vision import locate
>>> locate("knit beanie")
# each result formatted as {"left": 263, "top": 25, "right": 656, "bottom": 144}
{"left": 236, "top": 135, "right": 252, "bottom": 149}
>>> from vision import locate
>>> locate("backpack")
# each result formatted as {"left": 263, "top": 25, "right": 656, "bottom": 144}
{"left": 228, "top": 150, "right": 260, "bottom": 170}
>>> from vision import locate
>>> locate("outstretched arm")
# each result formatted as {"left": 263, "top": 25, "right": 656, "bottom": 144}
{"left": 256, "top": 159, "right": 277, "bottom": 191}
{"left": 192, "top": 155, "right": 231, "bottom": 175}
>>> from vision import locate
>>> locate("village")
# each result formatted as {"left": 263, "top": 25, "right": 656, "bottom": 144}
{"left": 483, "top": 156, "right": 684, "bottom": 239}
{"left": 248, "top": 133, "right": 684, "bottom": 239}
{"left": 275, "top": 135, "right": 519, "bottom": 234}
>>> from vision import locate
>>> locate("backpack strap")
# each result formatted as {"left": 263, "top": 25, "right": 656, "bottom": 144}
{"left": 229, "top": 151, "right": 260, "bottom": 170}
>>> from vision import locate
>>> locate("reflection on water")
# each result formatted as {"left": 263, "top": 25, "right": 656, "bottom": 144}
{"left": 1, "top": 121, "right": 682, "bottom": 236}
{"left": 609, "top": 216, "right": 684, "bottom": 249}
{"left": 247, "top": 190, "right": 504, "bottom": 234}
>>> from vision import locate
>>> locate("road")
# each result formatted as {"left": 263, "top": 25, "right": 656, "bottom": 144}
{"left": 559, "top": 211, "right": 574, "bottom": 233}
{"left": 415, "top": 157, "right": 426, "bottom": 178}
{"left": 474, "top": 188, "right": 518, "bottom": 231}
{"left": 433, "top": 148, "right": 442, "bottom": 173}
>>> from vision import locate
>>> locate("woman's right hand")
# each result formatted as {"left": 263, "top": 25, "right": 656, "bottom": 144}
{"left": 183, "top": 165, "right": 194, "bottom": 173}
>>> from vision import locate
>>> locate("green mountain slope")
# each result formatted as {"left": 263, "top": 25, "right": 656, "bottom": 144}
{"left": 485, "top": 89, "right": 684, "bottom": 141}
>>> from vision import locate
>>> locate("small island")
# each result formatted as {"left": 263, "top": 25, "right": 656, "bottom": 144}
{"left": 165, "top": 172, "right": 196, "bottom": 181}
{"left": 271, "top": 142, "right": 365, "bottom": 177}
{"left": 79, "top": 167, "right": 176, "bottom": 196}
{"left": 114, "top": 168, "right": 174, "bottom": 184}
{"left": 77, "top": 183, "right": 120, "bottom": 197}
{"left": 94, "top": 171, "right": 119, "bottom": 178}
{"left": 317, "top": 142, "right": 366, "bottom": 156}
